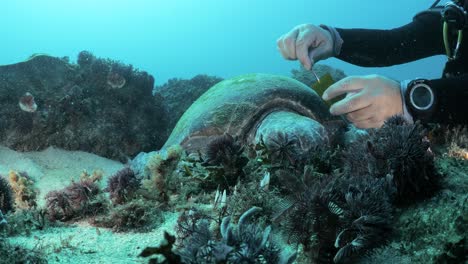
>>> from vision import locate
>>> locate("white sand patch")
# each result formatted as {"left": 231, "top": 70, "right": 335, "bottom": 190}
{"left": 0, "top": 145, "right": 180, "bottom": 263}
{"left": 8, "top": 212, "right": 179, "bottom": 264}
{"left": 0, "top": 146, "right": 125, "bottom": 205}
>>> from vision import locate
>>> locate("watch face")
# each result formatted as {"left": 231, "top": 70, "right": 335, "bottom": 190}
{"left": 410, "top": 83, "right": 434, "bottom": 111}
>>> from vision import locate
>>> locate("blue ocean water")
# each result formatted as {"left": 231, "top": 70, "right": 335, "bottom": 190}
{"left": 1, "top": 0, "right": 448, "bottom": 85}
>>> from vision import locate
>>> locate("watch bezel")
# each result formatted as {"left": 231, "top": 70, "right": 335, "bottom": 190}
{"left": 408, "top": 80, "right": 435, "bottom": 111}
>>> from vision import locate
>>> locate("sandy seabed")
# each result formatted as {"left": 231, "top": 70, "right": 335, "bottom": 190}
{"left": 0, "top": 146, "right": 177, "bottom": 264}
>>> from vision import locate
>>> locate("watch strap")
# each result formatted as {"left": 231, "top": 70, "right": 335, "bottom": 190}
{"left": 400, "top": 80, "right": 415, "bottom": 123}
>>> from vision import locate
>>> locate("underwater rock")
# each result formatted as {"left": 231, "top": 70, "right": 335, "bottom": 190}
{"left": 0, "top": 52, "right": 167, "bottom": 161}
{"left": 393, "top": 156, "right": 468, "bottom": 263}
{"left": 155, "top": 74, "right": 224, "bottom": 135}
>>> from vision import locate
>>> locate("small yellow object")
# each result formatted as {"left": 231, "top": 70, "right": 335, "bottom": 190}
{"left": 310, "top": 73, "right": 341, "bottom": 107}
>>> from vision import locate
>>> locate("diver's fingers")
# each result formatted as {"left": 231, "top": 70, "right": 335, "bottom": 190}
{"left": 354, "top": 117, "right": 384, "bottom": 129}
{"left": 277, "top": 34, "right": 290, "bottom": 59}
{"left": 296, "top": 28, "right": 317, "bottom": 70}
{"left": 308, "top": 45, "right": 328, "bottom": 67}
{"left": 279, "top": 28, "right": 300, "bottom": 60}
{"left": 329, "top": 91, "right": 371, "bottom": 115}
{"left": 346, "top": 106, "right": 374, "bottom": 123}
{"left": 322, "top": 76, "right": 365, "bottom": 100}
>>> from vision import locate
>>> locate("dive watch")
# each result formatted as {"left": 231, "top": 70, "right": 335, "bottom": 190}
{"left": 405, "top": 79, "right": 436, "bottom": 118}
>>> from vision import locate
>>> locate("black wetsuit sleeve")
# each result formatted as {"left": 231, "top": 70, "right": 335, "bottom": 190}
{"left": 423, "top": 75, "right": 468, "bottom": 124}
{"left": 334, "top": 10, "right": 445, "bottom": 67}
{"left": 333, "top": 10, "right": 468, "bottom": 125}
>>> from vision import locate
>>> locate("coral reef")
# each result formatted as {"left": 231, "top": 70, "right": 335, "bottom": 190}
{"left": 155, "top": 74, "right": 224, "bottom": 134}
{"left": 0, "top": 52, "right": 166, "bottom": 161}
{"left": 8, "top": 170, "right": 38, "bottom": 210}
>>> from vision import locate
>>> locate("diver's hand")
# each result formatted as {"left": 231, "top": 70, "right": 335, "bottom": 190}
{"left": 322, "top": 75, "right": 403, "bottom": 129}
{"left": 277, "top": 24, "right": 335, "bottom": 70}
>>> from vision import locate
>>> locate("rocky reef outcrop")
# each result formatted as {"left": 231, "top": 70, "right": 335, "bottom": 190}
{"left": 0, "top": 52, "right": 167, "bottom": 161}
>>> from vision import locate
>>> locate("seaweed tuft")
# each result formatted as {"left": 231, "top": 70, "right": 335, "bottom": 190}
{"left": 107, "top": 167, "right": 140, "bottom": 205}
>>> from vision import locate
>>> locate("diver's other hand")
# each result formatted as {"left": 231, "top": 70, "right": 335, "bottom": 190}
{"left": 277, "top": 24, "right": 335, "bottom": 70}
{"left": 322, "top": 75, "right": 403, "bottom": 129}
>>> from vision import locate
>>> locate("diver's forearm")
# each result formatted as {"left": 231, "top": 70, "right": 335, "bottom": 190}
{"left": 334, "top": 11, "right": 445, "bottom": 67}
{"left": 418, "top": 75, "right": 468, "bottom": 124}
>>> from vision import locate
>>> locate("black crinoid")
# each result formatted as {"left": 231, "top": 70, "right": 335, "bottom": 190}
{"left": 345, "top": 115, "right": 440, "bottom": 203}
{"left": 264, "top": 131, "right": 302, "bottom": 167}
{"left": 204, "top": 134, "right": 249, "bottom": 186}
{"left": 275, "top": 173, "right": 395, "bottom": 263}
{"left": 0, "top": 175, "right": 13, "bottom": 213}
{"left": 175, "top": 207, "right": 296, "bottom": 264}
{"left": 106, "top": 167, "right": 140, "bottom": 205}
{"left": 331, "top": 175, "right": 395, "bottom": 263}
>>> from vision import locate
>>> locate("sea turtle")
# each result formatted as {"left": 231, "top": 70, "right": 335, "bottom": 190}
{"left": 161, "top": 73, "right": 344, "bottom": 156}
